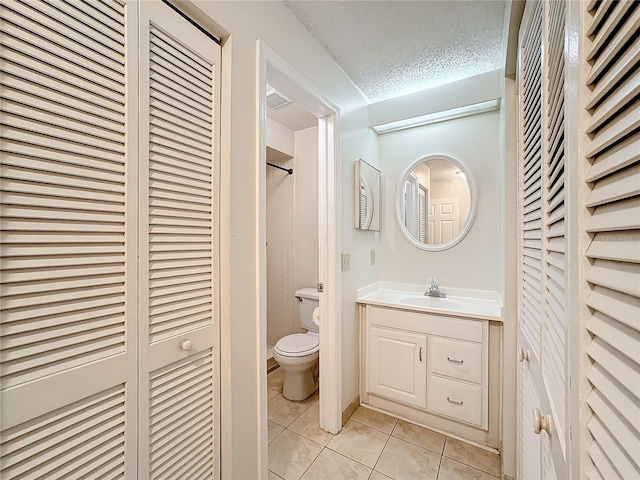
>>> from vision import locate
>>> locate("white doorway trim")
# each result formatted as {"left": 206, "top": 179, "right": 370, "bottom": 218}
{"left": 256, "top": 41, "right": 342, "bottom": 444}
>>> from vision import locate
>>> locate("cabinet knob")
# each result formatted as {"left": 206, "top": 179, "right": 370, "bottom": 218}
{"left": 180, "top": 339, "right": 193, "bottom": 351}
{"left": 533, "top": 408, "right": 552, "bottom": 435}
{"left": 518, "top": 347, "right": 531, "bottom": 363}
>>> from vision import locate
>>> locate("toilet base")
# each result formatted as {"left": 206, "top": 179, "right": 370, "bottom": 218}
{"left": 281, "top": 359, "right": 318, "bottom": 401}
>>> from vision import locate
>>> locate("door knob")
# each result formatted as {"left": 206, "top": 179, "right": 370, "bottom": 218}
{"left": 533, "top": 408, "right": 552, "bottom": 435}
{"left": 180, "top": 339, "right": 193, "bottom": 351}
{"left": 518, "top": 347, "right": 531, "bottom": 362}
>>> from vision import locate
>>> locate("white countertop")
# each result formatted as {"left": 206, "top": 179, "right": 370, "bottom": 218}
{"left": 356, "top": 282, "right": 503, "bottom": 321}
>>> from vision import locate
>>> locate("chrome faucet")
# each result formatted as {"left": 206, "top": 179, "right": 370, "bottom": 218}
{"left": 425, "top": 277, "right": 446, "bottom": 298}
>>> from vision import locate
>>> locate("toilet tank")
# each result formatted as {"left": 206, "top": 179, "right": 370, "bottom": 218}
{"left": 294, "top": 287, "right": 319, "bottom": 333}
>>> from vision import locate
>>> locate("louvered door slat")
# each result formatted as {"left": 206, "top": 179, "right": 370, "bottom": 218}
{"left": 587, "top": 232, "right": 640, "bottom": 263}
{"left": 1, "top": 1, "right": 125, "bottom": 67}
{"left": 586, "top": 40, "right": 640, "bottom": 110}
{"left": 585, "top": 135, "right": 639, "bottom": 183}
{"left": 1, "top": 38, "right": 125, "bottom": 100}
{"left": 585, "top": 98, "right": 640, "bottom": 158}
{"left": 1, "top": 384, "right": 127, "bottom": 479}
{"left": 83, "top": 0, "right": 125, "bottom": 27}
{"left": 587, "top": 258, "right": 640, "bottom": 298}
{"left": 588, "top": 364, "right": 639, "bottom": 435}
{"left": 587, "top": 389, "right": 638, "bottom": 473}
{"left": 587, "top": 197, "right": 640, "bottom": 231}
{"left": 586, "top": 0, "right": 614, "bottom": 36}
{"left": 586, "top": 163, "right": 640, "bottom": 206}
{"left": 586, "top": 68, "right": 640, "bottom": 134}
{"left": 38, "top": 0, "right": 125, "bottom": 47}
{"left": 0, "top": 72, "right": 124, "bottom": 126}
{"left": 583, "top": 1, "right": 640, "bottom": 476}
{"left": 586, "top": 1, "right": 634, "bottom": 60}
{"left": 586, "top": 7, "right": 640, "bottom": 85}
{"left": 0, "top": 16, "right": 124, "bottom": 85}
{"left": 2, "top": 84, "right": 125, "bottom": 135}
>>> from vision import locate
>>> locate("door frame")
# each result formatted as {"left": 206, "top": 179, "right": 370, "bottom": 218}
{"left": 256, "top": 42, "right": 342, "bottom": 441}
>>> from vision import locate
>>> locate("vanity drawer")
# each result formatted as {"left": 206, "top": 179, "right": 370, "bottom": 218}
{"left": 430, "top": 337, "right": 482, "bottom": 384}
{"left": 428, "top": 376, "right": 482, "bottom": 427}
{"left": 367, "top": 306, "right": 484, "bottom": 342}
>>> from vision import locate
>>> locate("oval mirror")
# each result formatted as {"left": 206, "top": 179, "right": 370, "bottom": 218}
{"left": 396, "top": 154, "right": 477, "bottom": 251}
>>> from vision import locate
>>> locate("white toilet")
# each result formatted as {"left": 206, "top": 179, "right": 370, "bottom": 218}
{"left": 273, "top": 288, "right": 320, "bottom": 401}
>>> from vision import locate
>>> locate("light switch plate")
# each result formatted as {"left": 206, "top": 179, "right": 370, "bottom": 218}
{"left": 341, "top": 253, "right": 351, "bottom": 271}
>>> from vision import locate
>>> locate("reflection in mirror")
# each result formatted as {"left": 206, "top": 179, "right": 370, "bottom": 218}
{"left": 397, "top": 155, "right": 476, "bottom": 251}
{"left": 354, "top": 159, "right": 380, "bottom": 231}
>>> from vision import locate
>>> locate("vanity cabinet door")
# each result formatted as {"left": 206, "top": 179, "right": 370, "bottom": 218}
{"left": 367, "top": 326, "right": 427, "bottom": 409}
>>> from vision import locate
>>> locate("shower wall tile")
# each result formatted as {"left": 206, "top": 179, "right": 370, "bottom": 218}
{"left": 267, "top": 158, "right": 295, "bottom": 346}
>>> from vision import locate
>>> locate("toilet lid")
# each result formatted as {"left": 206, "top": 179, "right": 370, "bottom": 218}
{"left": 274, "top": 334, "right": 319, "bottom": 356}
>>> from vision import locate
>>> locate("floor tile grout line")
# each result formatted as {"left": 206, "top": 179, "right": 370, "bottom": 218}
{"left": 348, "top": 416, "right": 398, "bottom": 436}
{"left": 441, "top": 453, "right": 501, "bottom": 478}
{"left": 295, "top": 441, "right": 325, "bottom": 480}
{"left": 322, "top": 442, "right": 383, "bottom": 473}
{"left": 388, "top": 431, "right": 446, "bottom": 457}
{"left": 435, "top": 452, "right": 444, "bottom": 480}
{"left": 369, "top": 427, "right": 393, "bottom": 476}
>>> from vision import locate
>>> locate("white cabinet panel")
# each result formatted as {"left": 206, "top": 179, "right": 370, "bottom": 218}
{"left": 367, "top": 325, "right": 427, "bottom": 409}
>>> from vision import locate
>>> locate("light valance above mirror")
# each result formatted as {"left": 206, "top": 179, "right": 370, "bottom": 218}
{"left": 396, "top": 154, "right": 477, "bottom": 251}
{"left": 355, "top": 159, "right": 380, "bottom": 231}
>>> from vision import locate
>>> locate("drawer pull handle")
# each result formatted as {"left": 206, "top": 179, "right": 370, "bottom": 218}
{"left": 447, "top": 357, "right": 464, "bottom": 364}
{"left": 447, "top": 397, "right": 464, "bottom": 406}
{"left": 419, "top": 347, "right": 423, "bottom": 362}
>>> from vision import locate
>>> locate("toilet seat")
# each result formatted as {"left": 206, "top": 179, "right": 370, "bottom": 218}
{"left": 274, "top": 333, "right": 319, "bottom": 357}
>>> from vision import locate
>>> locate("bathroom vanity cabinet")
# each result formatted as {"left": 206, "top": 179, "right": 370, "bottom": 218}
{"left": 356, "top": 283, "right": 502, "bottom": 448}
{"left": 366, "top": 306, "right": 488, "bottom": 428}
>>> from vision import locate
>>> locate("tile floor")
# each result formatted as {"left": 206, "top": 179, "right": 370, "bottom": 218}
{"left": 267, "top": 368, "right": 501, "bottom": 480}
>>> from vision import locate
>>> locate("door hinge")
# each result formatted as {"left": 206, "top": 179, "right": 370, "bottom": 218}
{"left": 569, "top": 423, "right": 572, "bottom": 440}
{"left": 316, "top": 283, "right": 324, "bottom": 293}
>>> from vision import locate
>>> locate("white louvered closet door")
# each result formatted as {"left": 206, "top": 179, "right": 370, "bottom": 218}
{"left": 582, "top": 1, "right": 640, "bottom": 478}
{"left": 517, "top": 0, "right": 570, "bottom": 478}
{"left": 0, "top": 0, "right": 138, "bottom": 478}
{"left": 517, "top": 3, "right": 544, "bottom": 477}
{"left": 137, "top": 3, "right": 221, "bottom": 479}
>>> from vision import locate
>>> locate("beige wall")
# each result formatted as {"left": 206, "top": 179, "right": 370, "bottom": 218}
{"left": 378, "top": 111, "right": 502, "bottom": 291}
{"left": 293, "top": 126, "right": 320, "bottom": 331}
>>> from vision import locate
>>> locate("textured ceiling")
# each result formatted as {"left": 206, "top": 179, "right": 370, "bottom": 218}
{"left": 284, "top": 1, "right": 506, "bottom": 103}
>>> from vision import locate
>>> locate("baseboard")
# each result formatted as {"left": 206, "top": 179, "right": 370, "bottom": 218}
{"left": 267, "top": 358, "right": 279, "bottom": 373}
{"left": 341, "top": 395, "right": 360, "bottom": 426}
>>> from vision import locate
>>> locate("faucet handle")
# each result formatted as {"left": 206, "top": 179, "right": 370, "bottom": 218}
{"left": 430, "top": 277, "right": 438, "bottom": 286}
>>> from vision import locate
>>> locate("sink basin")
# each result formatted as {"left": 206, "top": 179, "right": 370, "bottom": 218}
{"left": 398, "top": 296, "right": 464, "bottom": 309}
{"left": 356, "top": 283, "right": 503, "bottom": 321}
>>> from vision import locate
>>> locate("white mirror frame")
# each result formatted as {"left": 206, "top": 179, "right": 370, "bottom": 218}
{"left": 396, "top": 153, "right": 478, "bottom": 251}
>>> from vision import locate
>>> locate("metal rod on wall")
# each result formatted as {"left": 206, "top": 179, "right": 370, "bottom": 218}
{"left": 267, "top": 162, "right": 293, "bottom": 175}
